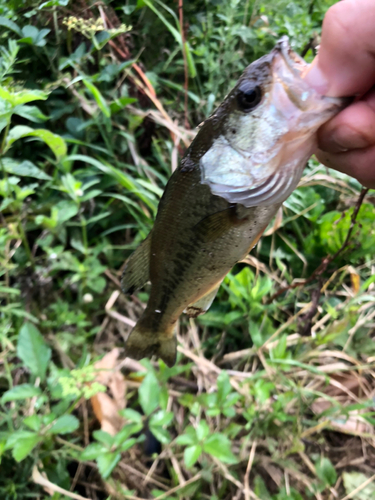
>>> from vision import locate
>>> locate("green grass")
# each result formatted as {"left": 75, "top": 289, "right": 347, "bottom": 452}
{"left": 1, "top": 0, "right": 375, "bottom": 499}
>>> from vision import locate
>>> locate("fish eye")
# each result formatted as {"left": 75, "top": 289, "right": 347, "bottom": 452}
{"left": 237, "top": 85, "right": 262, "bottom": 112}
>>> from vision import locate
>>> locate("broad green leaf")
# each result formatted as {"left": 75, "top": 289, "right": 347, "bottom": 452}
{"left": 0, "top": 99, "right": 12, "bottom": 133}
{"left": 185, "top": 42, "right": 197, "bottom": 78}
{"left": 184, "top": 445, "right": 202, "bottom": 468}
{"left": 6, "top": 431, "right": 41, "bottom": 462}
{"left": 17, "top": 323, "right": 51, "bottom": 381}
{"left": 83, "top": 80, "right": 111, "bottom": 118}
{"left": 270, "top": 334, "right": 288, "bottom": 360}
{"left": 21, "top": 25, "right": 39, "bottom": 39}
{"left": 1, "top": 384, "right": 42, "bottom": 403}
{"left": 315, "top": 457, "right": 337, "bottom": 487}
{"left": 196, "top": 420, "right": 209, "bottom": 441}
{"left": 81, "top": 189, "right": 102, "bottom": 201}
{"left": 109, "top": 96, "right": 137, "bottom": 114}
{"left": 23, "top": 415, "right": 42, "bottom": 432}
{"left": 254, "top": 476, "right": 272, "bottom": 500}
{"left": 2, "top": 159, "right": 52, "bottom": 180}
{"left": 149, "top": 426, "right": 171, "bottom": 445}
{"left": 361, "top": 274, "right": 375, "bottom": 292}
{"left": 0, "top": 87, "right": 13, "bottom": 103}
{"left": 19, "top": 26, "right": 50, "bottom": 47}
{"left": 139, "top": 371, "right": 160, "bottom": 416}
{"left": 0, "top": 16, "right": 23, "bottom": 37}
{"left": 93, "top": 430, "right": 114, "bottom": 448}
{"left": 0, "top": 88, "right": 49, "bottom": 106}
{"left": 49, "top": 415, "right": 79, "bottom": 434}
{"left": 216, "top": 371, "right": 232, "bottom": 403}
{"left": 81, "top": 442, "right": 106, "bottom": 460}
{"left": 39, "top": 0, "right": 70, "bottom": 8}
{"left": 13, "top": 435, "right": 41, "bottom": 461}
{"left": 5, "top": 125, "right": 67, "bottom": 160}
{"left": 149, "top": 410, "right": 174, "bottom": 427}
{"left": 343, "top": 472, "right": 375, "bottom": 499}
{"left": 96, "top": 451, "right": 121, "bottom": 479}
{"left": 13, "top": 436, "right": 41, "bottom": 461}
{"left": 120, "top": 408, "right": 143, "bottom": 424}
{"left": 113, "top": 423, "right": 142, "bottom": 447}
{"left": 119, "top": 437, "right": 138, "bottom": 452}
{"left": 175, "top": 427, "right": 196, "bottom": 446}
{"left": 13, "top": 104, "right": 48, "bottom": 123}
{"left": 55, "top": 200, "right": 79, "bottom": 224}
{"left": 35, "top": 214, "right": 57, "bottom": 229}
{"left": 254, "top": 379, "right": 275, "bottom": 404}
{"left": 203, "top": 434, "right": 237, "bottom": 464}
{"left": 0, "top": 286, "right": 20, "bottom": 295}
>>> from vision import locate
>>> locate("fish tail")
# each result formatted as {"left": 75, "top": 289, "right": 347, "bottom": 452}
{"left": 125, "top": 321, "right": 177, "bottom": 367}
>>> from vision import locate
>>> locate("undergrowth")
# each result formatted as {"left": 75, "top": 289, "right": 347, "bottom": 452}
{"left": 1, "top": 1, "right": 375, "bottom": 499}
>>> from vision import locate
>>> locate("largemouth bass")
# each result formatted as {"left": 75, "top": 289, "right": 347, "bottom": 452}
{"left": 121, "top": 37, "right": 346, "bottom": 367}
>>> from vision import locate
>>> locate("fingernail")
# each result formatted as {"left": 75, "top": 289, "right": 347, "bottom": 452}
{"left": 330, "top": 125, "right": 372, "bottom": 153}
{"left": 304, "top": 63, "right": 330, "bottom": 95}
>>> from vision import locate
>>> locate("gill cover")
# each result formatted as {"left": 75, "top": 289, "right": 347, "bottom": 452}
{"left": 200, "top": 37, "right": 346, "bottom": 208}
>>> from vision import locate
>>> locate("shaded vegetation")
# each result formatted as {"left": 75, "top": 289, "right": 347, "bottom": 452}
{"left": 1, "top": 0, "right": 375, "bottom": 499}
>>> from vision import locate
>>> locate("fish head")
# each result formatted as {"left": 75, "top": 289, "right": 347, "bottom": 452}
{"left": 200, "top": 37, "right": 348, "bottom": 207}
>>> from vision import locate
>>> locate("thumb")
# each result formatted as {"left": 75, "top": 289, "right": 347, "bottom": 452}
{"left": 304, "top": 0, "right": 375, "bottom": 97}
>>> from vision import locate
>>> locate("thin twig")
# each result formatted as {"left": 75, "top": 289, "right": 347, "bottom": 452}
{"left": 178, "top": 0, "right": 189, "bottom": 129}
{"left": 32, "top": 466, "right": 90, "bottom": 500}
{"left": 340, "top": 472, "right": 375, "bottom": 500}
{"left": 244, "top": 441, "right": 258, "bottom": 500}
{"left": 150, "top": 472, "right": 203, "bottom": 500}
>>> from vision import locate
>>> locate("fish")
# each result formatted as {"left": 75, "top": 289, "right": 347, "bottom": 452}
{"left": 121, "top": 37, "right": 347, "bottom": 367}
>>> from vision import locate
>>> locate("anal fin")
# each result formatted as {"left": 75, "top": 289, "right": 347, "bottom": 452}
{"left": 121, "top": 234, "right": 151, "bottom": 295}
{"left": 184, "top": 282, "right": 222, "bottom": 318}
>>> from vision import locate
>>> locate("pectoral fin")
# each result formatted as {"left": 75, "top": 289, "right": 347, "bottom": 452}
{"left": 184, "top": 282, "right": 222, "bottom": 318}
{"left": 121, "top": 234, "right": 151, "bottom": 295}
{"left": 194, "top": 205, "right": 247, "bottom": 242}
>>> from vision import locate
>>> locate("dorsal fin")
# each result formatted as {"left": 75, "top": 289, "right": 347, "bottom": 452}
{"left": 121, "top": 234, "right": 151, "bottom": 295}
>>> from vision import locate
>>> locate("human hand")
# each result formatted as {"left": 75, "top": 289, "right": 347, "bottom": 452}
{"left": 304, "top": 0, "right": 375, "bottom": 188}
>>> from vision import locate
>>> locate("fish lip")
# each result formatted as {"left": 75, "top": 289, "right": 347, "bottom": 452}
{"left": 274, "top": 36, "right": 308, "bottom": 77}
{"left": 273, "top": 36, "right": 346, "bottom": 112}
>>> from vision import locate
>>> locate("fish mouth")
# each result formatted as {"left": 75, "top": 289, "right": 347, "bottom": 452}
{"left": 275, "top": 36, "right": 308, "bottom": 78}
{"left": 273, "top": 37, "right": 346, "bottom": 114}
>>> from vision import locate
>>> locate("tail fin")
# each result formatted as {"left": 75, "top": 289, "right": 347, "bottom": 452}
{"left": 125, "top": 325, "right": 177, "bottom": 367}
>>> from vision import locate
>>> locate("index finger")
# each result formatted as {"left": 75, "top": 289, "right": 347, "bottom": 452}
{"left": 305, "top": 0, "right": 375, "bottom": 97}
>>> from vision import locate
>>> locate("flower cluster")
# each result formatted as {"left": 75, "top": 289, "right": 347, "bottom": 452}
{"left": 63, "top": 16, "right": 131, "bottom": 39}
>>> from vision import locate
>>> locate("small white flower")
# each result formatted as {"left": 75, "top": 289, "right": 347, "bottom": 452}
{"left": 83, "top": 293, "right": 93, "bottom": 303}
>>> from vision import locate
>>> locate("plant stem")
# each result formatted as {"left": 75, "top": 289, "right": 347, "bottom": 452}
{"left": 18, "top": 218, "right": 34, "bottom": 268}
